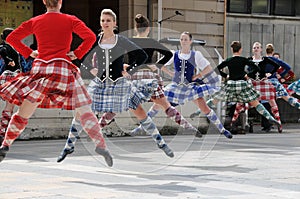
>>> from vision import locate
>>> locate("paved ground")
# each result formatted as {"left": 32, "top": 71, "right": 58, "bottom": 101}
{"left": 0, "top": 125, "right": 300, "bottom": 199}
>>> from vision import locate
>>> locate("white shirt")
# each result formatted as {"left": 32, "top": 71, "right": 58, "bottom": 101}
{"left": 165, "top": 50, "right": 210, "bottom": 71}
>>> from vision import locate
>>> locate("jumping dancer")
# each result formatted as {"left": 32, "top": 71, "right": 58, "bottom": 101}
{"left": 128, "top": 14, "right": 201, "bottom": 137}
{"left": 207, "top": 41, "right": 280, "bottom": 130}
{"left": 264, "top": 44, "right": 300, "bottom": 111}
{"left": 162, "top": 32, "right": 233, "bottom": 139}
{"left": 230, "top": 42, "right": 283, "bottom": 133}
{"left": 0, "top": 28, "right": 33, "bottom": 144}
{"left": 0, "top": 0, "right": 112, "bottom": 167}
{"left": 57, "top": 9, "right": 174, "bottom": 163}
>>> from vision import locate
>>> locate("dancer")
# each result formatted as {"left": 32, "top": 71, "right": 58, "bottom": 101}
{"left": 0, "top": 28, "right": 21, "bottom": 144}
{"left": 57, "top": 9, "right": 174, "bottom": 163}
{"left": 287, "top": 78, "right": 300, "bottom": 123}
{"left": 129, "top": 14, "right": 201, "bottom": 137}
{"left": 0, "top": 0, "right": 113, "bottom": 167}
{"left": 0, "top": 28, "right": 33, "bottom": 144}
{"left": 162, "top": 32, "right": 232, "bottom": 139}
{"left": 230, "top": 42, "right": 282, "bottom": 133}
{"left": 206, "top": 41, "right": 280, "bottom": 130}
{"left": 274, "top": 52, "right": 296, "bottom": 84}
{"left": 264, "top": 44, "right": 300, "bottom": 111}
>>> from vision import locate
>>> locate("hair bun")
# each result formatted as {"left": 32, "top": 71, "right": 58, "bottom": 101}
{"left": 135, "top": 14, "right": 145, "bottom": 24}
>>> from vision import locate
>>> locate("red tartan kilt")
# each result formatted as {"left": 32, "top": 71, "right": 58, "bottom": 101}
{"left": 251, "top": 79, "right": 276, "bottom": 101}
{"left": 0, "top": 60, "right": 91, "bottom": 110}
{"left": 0, "top": 70, "right": 19, "bottom": 85}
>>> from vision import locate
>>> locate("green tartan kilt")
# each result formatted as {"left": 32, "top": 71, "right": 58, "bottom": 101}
{"left": 213, "top": 80, "right": 260, "bottom": 103}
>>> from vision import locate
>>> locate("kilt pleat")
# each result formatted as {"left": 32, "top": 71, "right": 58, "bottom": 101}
{"left": 0, "top": 60, "right": 91, "bottom": 110}
{"left": 88, "top": 78, "right": 132, "bottom": 113}
{"left": 164, "top": 71, "right": 221, "bottom": 105}
{"left": 251, "top": 79, "right": 276, "bottom": 100}
{"left": 129, "top": 79, "right": 159, "bottom": 109}
{"left": 0, "top": 70, "right": 20, "bottom": 85}
{"left": 269, "top": 78, "right": 289, "bottom": 97}
{"left": 88, "top": 77, "right": 158, "bottom": 113}
{"left": 131, "top": 70, "right": 164, "bottom": 99}
{"left": 287, "top": 80, "right": 300, "bottom": 95}
{"left": 212, "top": 80, "right": 260, "bottom": 103}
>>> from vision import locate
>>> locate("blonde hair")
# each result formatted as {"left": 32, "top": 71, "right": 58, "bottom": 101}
{"left": 253, "top": 41, "right": 262, "bottom": 48}
{"left": 44, "top": 0, "right": 59, "bottom": 8}
{"left": 101, "top": 9, "right": 117, "bottom": 22}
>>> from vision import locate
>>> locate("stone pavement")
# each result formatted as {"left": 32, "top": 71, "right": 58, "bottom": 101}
{"left": 1, "top": 126, "right": 300, "bottom": 199}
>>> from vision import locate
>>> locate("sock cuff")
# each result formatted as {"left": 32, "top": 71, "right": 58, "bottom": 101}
{"left": 165, "top": 106, "right": 176, "bottom": 116}
{"left": 140, "top": 116, "right": 152, "bottom": 124}
{"left": 205, "top": 109, "right": 214, "bottom": 117}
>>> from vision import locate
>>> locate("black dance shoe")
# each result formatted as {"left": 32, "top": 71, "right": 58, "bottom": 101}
{"left": 95, "top": 147, "right": 113, "bottom": 167}
{"left": 159, "top": 144, "right": 174, "bottom": 158}
{"left": 223, "top": 130, "right": 233, "bottom": 139}
{"left": 0, "top": 146, "right": 9, "bottom": 163}
{"left": 57, "top": 147, "right": 74, "bottom": 163}
{"left": 0, "top": 135, "right": 4, "bottom": 144}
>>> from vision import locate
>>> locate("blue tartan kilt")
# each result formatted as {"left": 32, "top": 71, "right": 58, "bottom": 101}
{"left": 129, "top": 79, "right": 158, "bottom": 109}
{"left": 88, "top": 77, "right": 158, "bottom": 113}
{"left": 223, "top": 79, "right": 260, "bottom": 102}
{"left": 269, "top": 78, "right": 289, "bottom": 97}
{"left": 288, "top": 79, "right": 300, "bottom": 95}
{"left": 164, "top": 70, "right": 221, "bottom": 105}
{"left": 200, "top": 70, "right": 222, "bottom": 87}
{"left": 88, "top": 77, "right": 132, "bottom": 113}
{"left": 131, "top": 70, "right": 164, "bottom": 99}
{"left": 164, "top": 83, "right": 220, "bottom": 105}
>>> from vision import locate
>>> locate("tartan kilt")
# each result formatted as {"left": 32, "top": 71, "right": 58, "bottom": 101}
{"left": 164, "top": 70, "right": 221, "bottom": 105}
{"left": 129, "top": 78, "right": 159, "bottom": 109}
{"left": 251, "top": 79, "right": 276, "bottom": 100}
{"left": 287, "top": 80, "right": 300, "bottom": 95}
{"left": 0, "top": 60, "right": 91, "bottom": 110}
{"left": 131, "top": 70, "right": 164, "bottom": 99}
{"left": 87, "top": 77, "right": 158, "bottom": 113}
{"left": 223, "top": 80, "right": 260, "bottom": 103}
{"left": 88, "top": 77, "right": 132, "bottom": 113}
{"left": 201, "top": 70, "right": 222, "bottom": 87}
{"left": 0, "top": 70, "right": 20, "bottom": 85}
{"left": 269, "top": 78, "right": 289, "bottom": 97}
{"left": 0, "top": 70, "right": 20, "bottom": 101}
{"left": 164, "top": 83, "right": 219, "bottom": 105}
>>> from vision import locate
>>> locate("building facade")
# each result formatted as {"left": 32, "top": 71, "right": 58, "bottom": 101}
{"left": 1, "top": 0, "right": 300, "bottom": 75}
{"left": 0, "top": 0, "right": 299, "bottom": 138}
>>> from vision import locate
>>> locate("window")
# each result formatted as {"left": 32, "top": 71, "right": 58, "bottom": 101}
{"left": 296, "top": 1, "right": 300, "bottom": 16}
{"left": 227, "top": 0, "right": 298, "bottom": 16}
{"left": 252, "top": 0, "right": 268, "bottom": 14}
{"left": 273, "top": 0, "right": 294, "bottom": 16}
{"left": 227, "top": 0, "right": 249, "bottom": 13}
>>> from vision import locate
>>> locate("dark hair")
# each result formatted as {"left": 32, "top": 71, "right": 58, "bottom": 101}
{"left": 231, "top": 41, "right": 241, "bottom": 53}
{"left": 273, "top": 52, "right": 280, "bottom": 58}
{"left": 181, "top": 31, "right": 192, "bottom": 40}
{"left": 266, "top": 43, "right": 274, "bottom": 54}
{"left": 1, "top": 28, "right": 14, "bottom": 41}
{"left": 135, "top": 14, "right": 149, "bottom": 33}
{"left": 44, "top": 0, "right": 59, "bottom": 8}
